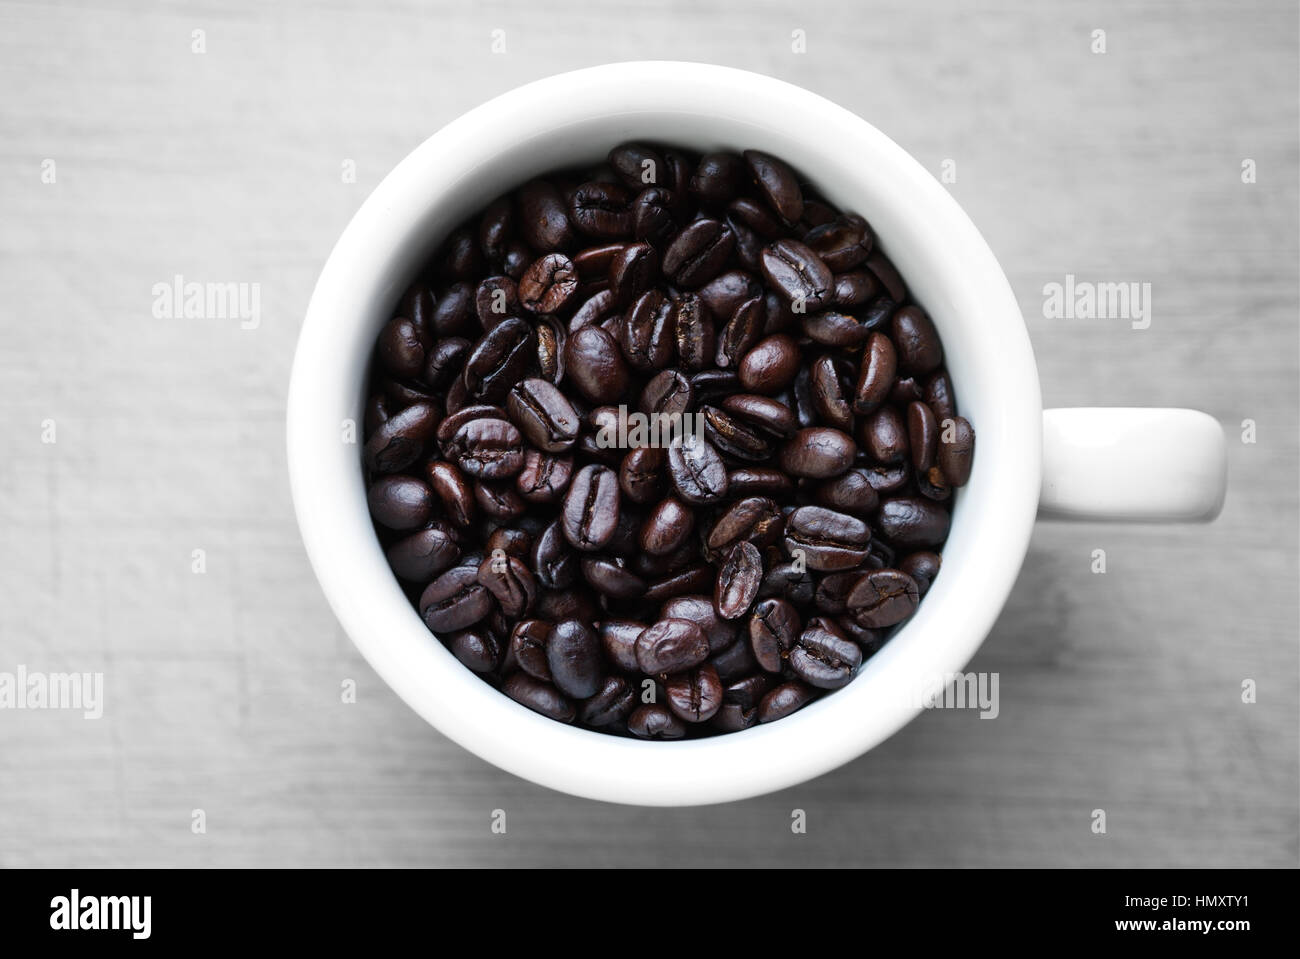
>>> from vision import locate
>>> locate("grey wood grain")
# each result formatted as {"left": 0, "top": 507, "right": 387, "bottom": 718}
{"left": 0, "top": 0, "right": 1295, "bottom": 867}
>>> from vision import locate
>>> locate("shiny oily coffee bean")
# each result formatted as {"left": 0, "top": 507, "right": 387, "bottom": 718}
{"left": 619, "top": 446, "right": 666, "bottom": 505}
{"left": 632, "top": 187, "right": 678, "bottom": 247}
{"left": 866, "top": 251, "right": 908, "bottom": 302}
{"left": 743, "top": 150, "right": 804, "bottom": 225}
{"left": 448, "top": 629, "right": 501, "bottom": 674}
{"left": 644, "top": 565, "right": 715, "bottom": 603}
{"left": 620, "top": 289, "right": 677, "bottom": 371}
{"left": 666, "top": 664, "right": 723, "bottom": 723}
{"left": 640, "top": 369, "right": 693, "bottom": 419}
{"left": 689, "top": 369, "right": 739, "bottom": 405}
{"left": 810, "top": 355, "right": 854, "bottom": 432}
{"left": 702, "top": 406, "right": 770, "bottom": 461}
{"left": 518, "top": 179, "right": 576, "bottom": 252}
{"left": 531, "top": 519, "right": 577, "bottom": 590}
{"left": 833, "top": 270, "right": 879, "bottom": 308}
{"left": 463, "top": 317, "right": 536, "bottom": 402}
{"left": 815, "top": 468, "right": 880, "bottom": 514}
{"left": 599, "top": 620, "right": 646, "bottom": 673}
{"left": 699, "top": 270, "right": 761, "bottom": 321}
{"left": 503, "top": 672, "right": 575, "bottom": 723}
{"left": 364, "top": 401, "right": 439, "bottom": 473}
{"left": 661, "top": 595, "right": 737, "bottom": 654}
{"left": 608, "top": 242, "right": 658, "bottom": 306}
{"left": 783, "top": 506, "right": 871, "bottom": 571}
{"left": 938, "top": 415, "right": 975, "bottom": 487}
{"left": 663, "top": 218, "right": 735, "bottom": 289}
{"left": 666, "top": 435, "right": 729, "bottom": 504}
{"left": 569, "top": 180, "right": 633, "bottom": 239}
{"left": 376, "top": 316, "right": 426, "bottom": 379}
{"left": 426, "top": 461, "right": 475, "bottom": 527}
{"left": 908, "top": 401, "right": 939, "bottom": 473}
{"left": 581, "top": 556, "right": 646, "bottom": 599}
{"left": 436, "top": 403, "right": 504, "bottom": 448}
{"left": 847, "top": 568, "right": 921, "bottom": 628}
{"left": 627, "top": 703, "right": 686, "bottom": 740}
{"left": 803, "top": 216, "right": 873, "bottom": 272}
{"left": 674, "top": 292, "right": 715, "bottom": 373}
{"left": 642, "top": 497, "right": 695, "bottom": 556}
{"left": 707, "top": 496, "right": 783, "bottom": 558}
{"left": 925, "top": 370, "right": 957, "bottom": 423}
{"left": 420, "top": 565, "right": 493, "bottom": 633}
{"left": 863, "top": 406, "right": 909, "bottom": 465}
{"left": 386, "top": 523, "right": 460, "bottom": 581}
{"left": 519, "top": 253, "right": 578, "bottom": 314}
{"left": 712, "top": 702, "right": 759, "bottom": 732}
{"left": 724, "top": 675, "right": 772, "bottom": 712}
{"left": 749, "top": 597, "right": 800, "bottom": 673}
{"left": 715, "top": 540, "right": 763, "bottom": 621}
{"left": 562, "top": 463, "right": 621, "bottom": 551}
{"left": 474, "top": 482, "right": 526, "bottom": 523}
{"left": 721, "top": 393, "right": 796, "bottom": 439}
{"left": 477, "top": 553, "right": 536, "bottom": 618}
{"left": 716, "top": 296, "right": 765, "bottom": 368}
{"left": 877, "top": 496, "right": 951, "bottom": 549}
{"left": 802, "top": 310, "right": 870, "bottom": 348}
{"left": 738, "top": 333, "right": 801, "bottom": 394}
{"left": 515, "top": 449, "right": 574, "bottom": 504}
{"left": 546, "top": 619, "right": 603, "bottom": 699}
{"left": 813, "top": 571, "right": 862, "bottom": 616}
{"left": 759, "top": 561, "right": 816, "bottom": 606}
{"left": 854, "top": 331, "right": 897, "bottom": 415}
{"left": 506, "top": 377, "right": 579, "bottom": 452}
{"left": 778, "top": 427, "right": 856, "bottom": 479}
{"left": 758, "top": 681, "right": 817, "bottom": 723}
{"left": 366, "top": 475, "right": 434, "bottom": 530}
{"left": 635, "top": 618, "right": 711, "bottom": 675}
{"left": 891, "top": 305, "right": 943, "bottom": 375}
{"left": 564, "top": 325, "right": 629, "bottom": 404}
{"left": 727, "top": 467, "right": 795, "bottom": 499}
{"left": 580, "top": 676, "right": 637, "bottom": 727}
{"left": 474, "top": 276, "right": 520, "bottom": 328}
{"left": 760, "top": 239, "right": 833, "bottom": 310}
{"left": 425, "top": 337, "right": 471, "bottom": 390}
{"left": 608, "top": 142, "right": 664, "bottom": 189}
{"left": 689, "top": 152, "right": 746, "bottom": 207}
{"left": 789, "top": 618, "right": 862, "bottom": 689}
{"left": 446, "top": 418, "right": 524, "bottom": 480}
{"left": 900, "top": 551, "right": 942, "bottom": 597}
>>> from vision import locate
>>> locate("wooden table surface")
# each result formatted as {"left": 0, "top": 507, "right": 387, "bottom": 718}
{"left": 0, "top": 0, "right": 1296, "bottom": 867}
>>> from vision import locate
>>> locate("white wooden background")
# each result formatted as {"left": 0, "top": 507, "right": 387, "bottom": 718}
{"left": 0, "top": 0, "right": 1295, "bottom": 867}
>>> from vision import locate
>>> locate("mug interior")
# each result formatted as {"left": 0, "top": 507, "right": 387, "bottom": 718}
{"left": 288, "top": 62, "right": 1042, "bottom": 805}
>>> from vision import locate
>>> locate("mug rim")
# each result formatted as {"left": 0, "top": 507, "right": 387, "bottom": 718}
{"left": 287, "top": 60, "right": 1042, "bottom": 806}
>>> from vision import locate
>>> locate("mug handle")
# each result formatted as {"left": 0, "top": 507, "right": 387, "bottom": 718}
{"left": 1039, "top": 408, "right": 1227, "bottom": 522}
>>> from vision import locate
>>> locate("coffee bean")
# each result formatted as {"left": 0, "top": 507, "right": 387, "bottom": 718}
{"left": 515, "top": 449, "right": 574, "bottom": 504}
{"left": 627, "top": 703, "right": 686, "bottom": 739}
{"left": 666, "top": 435, "right": 729, "bottom": 504}
{"left": 847, "top": 568, "right": 920, "bottom": 627}
{"left": 891, "top": 306, "right": 943, "bottom": 374}
{"left": 937, "top": 415, "right": 975, "bottom": 487}
{"left": 743, "top": 150, "right": 804, "bottom": 225}
{"left": 716, "top": 296, "right": 765, "bottom": 368}
{"left": 386, "top": 523, "right": 460, "bottom": 581}
{"left": 758, "top": 681, "right": 817, "bottom": 723}
{"left": 778, "top": 427, "right": 856, "bottom": 479}
{"left": 477, "top": 553, "right": 536, "bottom": 618}
{"left": 619, "top": 446, "right": 666, "bottom": 505}
{"left": 562, "top": 463, "right": 620, "bottom": 551}
{"left": 738, "top": 333, "right": 801, "bottom": 394}
{"left": 519, "top": 252, "right": 578, "bottom": 314}
{"left": 803, "top": 216, "right": 873, "bottom": 271}
{"left": 641, "top": 497, "right": 695, "bottom": 556}
{"left": 420, "top": 566, "right": 493, "bottom": 632}
{"left": 608, "top": 142, "right": 665, "bottom": 190}
{"left": 503, "top": 672, "right": 575, "bottom": 723}
{"left": 899, "top": 551, "right": 942, "bottom": 597}
{"left": 666, "top": 664, "right": 723, "bottom": 722}
{"left": 446, "top": 417, "right": 524, "bottom": 480}
{"left": 507, "top": 377, "right": 580, "bottom": 452}
{"left": 619, "top": 289, "right": 676, "bottom": 370}
{"left": 784, "top": 506, "right": 871, "bottom": 571}
{"left": 569, "top": 181, "right": 633, "bottom": 239}
{"left": 663, "top": 218, "right": 735, "bottom": 289}
{"left": 448, "top": 629, "right": 502, "bottom": 673}
{"left": 364, "top": 401, "right": 439, "bottom": 473}
{"left": 639, "top": 369, "right": 693, "bottom": 419}
{"left": 546, "top": 619, "right": 603, "bottom": 698}
{"left": 608, "top": 242, "right": 658, "bottom": 306}
{"left": 564, "top": 325, "right": 628, "bottom": 404}
{"left": 377, "top": 316, "right": 427, "bottom": 379}
{"left": 814, "top": 468, "right": 880, "bottom": 514}
{"left": 749, "top": 597, "right": 800, "bottom": 673}
{"left": 581, "top": 556, "right": 646, "bottom": 599}
{"left": 760, "top": 240, "right": 833, "bottom": 310}
{"left": 789, "top": 618, "right": 861, "bottom": 689}
{"left": 721, "top": 394, "right": 796, "bottom": 438}
{"left": 689, "top": 152, "right": 746, "bottom": 207}
{"left": 673, "top": 292, "right": 715, "bottom": 371}
{"left": 632, "top": 187, "right": 678, "bottom": 247}
{"left": 580, "top": 676, "right": 637, "bottom": 726}
{"left": 877, "top": 497, "right": 951, "bottom": 549}
{"left": 863, "top": 406, "right": 909, "bottom": 464}
{"left": 907, "top": 401, "right": 939, "bottom": 473}
{"left": 715, "top": 541, "right": 763, "bottom": 620}
{"left": 727, "top": 467, "right": 796, "bottom": 498}
{"left": 367, "top": 475, "right": 434, "bottom": 530}
{"left": 635, "top": 618, "right": 710, "bottom": 674}
{"left": 599, "top": 620, "right": 646, "bottom": 673}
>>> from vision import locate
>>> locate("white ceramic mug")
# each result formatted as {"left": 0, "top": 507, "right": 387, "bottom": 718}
{"left": 286, "top": 62, "right": 1227, "bottom": 806}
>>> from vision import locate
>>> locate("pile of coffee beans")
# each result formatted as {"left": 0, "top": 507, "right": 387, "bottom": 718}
{"left": 362, "top": 142, "right": 974, "bottom": 739}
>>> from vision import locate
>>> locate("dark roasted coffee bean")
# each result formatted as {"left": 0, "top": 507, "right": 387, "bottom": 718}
{"left": 446, "top": 418, "right": 524, "bottom": 480}
{"left": 758, "top": 681, "right": 816, "bottom": 723}
{"left": 399, "top": 281, "right": 437, "bottom": 338}
{"left": 516, "top": 449, "right": 574, "bottom": 504}
{"left": 815, "top": 468, "right": 880, "bottom": 514}
{"left": 386, "top": 523, "right": 460, "bottom": 581}
{"left": 627, "top": 703, "right": 686, "bottom": 739}
{"left": 608, "top": 241, "right": 658, "bottom": 306}
{"left": 663, "top": 218, "right": 736, "bottom": 289}
{"left": 424, "top": 337, "right": 471, "bottom": 390}
{"left": 436, "top": 403, "right": 504, "bottom": 448}
{"left": 749, "top": 597, "right": 800, "bottom": 673}
{"left": 420, "top": 566, "right": 493, "bottom": 632}
{"left": 738, "top": 333, "right": 800, "bottom": 394}
{"left": 507, "top": 377, "right": 580, "bottom": 452}
{"left": 439, "top": 228, "right": 484, "bottom": 281}
{"left": 727, "top": 467, "right": 796, "bottom": 499}
{"left": 891, "top": 305, "right": 943, "bottom": 374}
{"left": 660, "top": 595, "right": 737, "bottom": 653}
{"left": 474, "top": 481, "right": 526, "bottom": 522}
{"left": 562, "top": 463, "right": 620, "bottom": 551}
{"left": 479, "top": 195, "right": 514, "bottom": 263}
{"left": 802, "top": 310, "right": 870, "bottom": 348}
{"left": 924, "top": 370, "right": 957, "bottom": 422}
{"left": 474, "top": 275, "right": 520, "bottom": 327}
{"left": 759, "top": 561, "right": 816, "bottom": 605}
{"left": 810, "top": 355, "right": 854, "bottom": 431}
{"left": 464, "top": 317, "right": 536, "bottom": 402}
{"left": 707, "top": 496, "right": 782, "bottom": 558}
{"left": 534, "top": 587, "right": 600, "bottom": 624}
{"left": 803, "top": 216, "right": 873, "bottom": 272}
{"left": 377, "top": 316, "right": 426, "bottom": 379}
{"left": 632, "top": 187, "right": 678, "bottom": 247}
{"left": 581, "top": 556, "right": 646, "bottom": 599}
{"left": 698, "top": 270, "right": 762, "bottom": 322}
{"left": 569, "top": 288, "right": 617, "bottom": 331}
{"left": 760, "top": 239, "right": 833, "bottom": 310}
{"left": 813, "top": 571, "right": 861, "bottom": 616}
{"left": 937, "top": 415, "right": 975, "bottom": 487}
{"left": 644, "top": 565, "right": 714, "bottom": 603}
{"left": 518, "top": 179, "right": 576, "bottom": 252}
{"left": 580, "top": 676, "right": 637, "bottom": 727}
{"left": 666, "top": 664, "right": 723, "bottom": 722}
{"left": 877, "top": 497, "right": 951, "bottom": 548}
{"left": 477, "top": 553, "right": 536, "bottom": 617}
{"left": 710, "top": 634, "right": 760, "bottom": 684}
{"left": 716, "top": 295, "right": 765, "bottom": 368}
{"left": 784, "top": 506, "right": 871, "bottom": 571}
{"left": 429, "top": 281, "right": 476, "bottom": 337}
{"left": 519, "top": 252, "right": 578, "bottom": 314}
{"left": 715, "top": 541, "right": 763, "bottom": 620}
{"left": 833, "top": 270, "right": 879, "bottom": 308}
{"left": 608, "top": 142, "right": 665, "bottom": 190}
{"left": 743, "top": 150, "right": 804, "bottom": 225}
{"left": 619, "top": 446, "right": 666, "bottom": 505}
{"left": 448, "top": 629, "right": 501, "bottom": 673}
{"left": 720, "top": 394, "right": 796, "bottom": 439}
{"left": 907, "top": 401, "right": 939, "bottom": 473}
{"left": 712, "top": 702, "right": 759, "bottom": 732}
{"left": 486, "top": 527, "right": 533, "bottom": 561}
{"left": 666, "top": 434, "right": 729, "bottom": 504}
{"left": 364, "top": 402, "right": 439, "bottom": 473}
{"left": 636, "top": 618, "right": 710, "bottom": 675}
{"left": 723, "top": 674, "right": 772, "bottom": 712}
{"left": 503, "top": 672, "right": 575, "bottom": 722}
{"left": 425, "top": 460, "right": 475, "bottom": 527}
{"left": 865, "top": 251, "right": 907, "bottom": 302}
{"left": 564, "top": 325, "right": 628, "bottom": 404}
{"left": 790, "top": 618, "right": 861, "bottom": 689}
{"left": 619, "top": 289, "right": 676, "bottom": 371}
{"left": 366, "top": 475, "right": 434, "bottom": 530}
{"left": 532, "top": 519, "right": 577, "bottom": 589}
{"left": 642, "top": 496, "right": 695, "bottom": 556}
{"left": 900, "top": 551, "right": 942, "bottom": 597}
{"left": 689, "top": 152, "right": 745, "bottom": 207}
{"left": 863, "top": 406, "right": 909, "bottom": 465}
{"left": 854, "top": 331, "right": 897, "bottom": 414}
{"left": 673, "top": 293, "right": 715, "bottom": 371}
{"left": 702, "top": 405, "right": 770, "bottom": 461}
{"left": 569, "top": 181, "right": 633, "bottom": 239}
{"left": 546, "top": 619, "right": 603, "bottom": 699}
{"left": 847, "top": 568, "right": 920, "bottom": 627}
{"left": 599, "top": 620, "right": 646, "bottom": 673}
{"left": 862, "top": 462, "right": 911, "bottom": 495}
{"left": 572, "top": 241, "right": 628, "bottom": 278}
{"left": 639, "top": 368, "right": 693, "bottom": 419}
{"left": 778, "top": 427, "right": 856, "bottom": 479}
